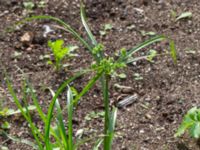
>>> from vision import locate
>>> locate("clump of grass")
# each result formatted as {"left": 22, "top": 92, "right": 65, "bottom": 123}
{"left": 7, "top": 1, "right": 177, "bottom": 150}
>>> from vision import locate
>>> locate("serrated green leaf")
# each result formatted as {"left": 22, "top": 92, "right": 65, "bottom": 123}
{"left": 175, "top": 107, "right": 200, "bottom": 138}
{"left": 190, "top": 122, "right": 200, "bottom": 138}
{"left": 175, "top": 118, "right": 194, "bottom": 137}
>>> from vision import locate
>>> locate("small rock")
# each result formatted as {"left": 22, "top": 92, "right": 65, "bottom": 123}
{"left": 139, "top": 129, "right": 145, "bottom": 133}
{"left": 145, "top": 113, "right": 152, "bottom": 119}
{"left": 20, "top": 32, "right": 33, "bottom": 46}
{"left": 26, "top": 47, "right": 33, "bottom": 52}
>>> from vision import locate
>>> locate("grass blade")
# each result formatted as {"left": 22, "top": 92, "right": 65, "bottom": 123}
{"left": 73, "top": 70, "right": 103, "bottom": 106}
{"left": 27, "top": 82, "right": 46, "bottom": 123}
{"left": 93, "top": 139, "right": 103, "bottom": 150}
{"left": 2, "top": 131, "right": 38, "bottom": 149}
{"left": 107, "top": 107, "right": 117, "bottom": 150}
{"left": 44, "top": 71, "right": 86, "bottom": 149}
{"left": 126, "top": 56, "right": 149, "bottom": 64}
{"left": 122, "top": 35, "right": 166, "bottom": 61}
{"left": 169, "top": 40, "right": 177, "bottom": 64}
{"left": 6, "top": 78, "right": 44, "bottom": 150}
{"left": 49, "top": 89, "right": 69, "bottom": 149}
{"left": 67, "top": 86, "right": 74, "bottom": 150}
{"left": 80, "top": 1, "right": 97, "bottom": 46}
{"left": 80, "top": 2, "right": 103, "bottom": 62}
{"left": 176, "top": 12, "right": 192, "bottom": 21}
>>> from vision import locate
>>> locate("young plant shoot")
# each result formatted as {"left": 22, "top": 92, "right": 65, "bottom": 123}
{"left": 48, "top": 39, "right": 77, "bottom": 71}
{"left": 175, "top": 107, "right": 200, "bottom": 139}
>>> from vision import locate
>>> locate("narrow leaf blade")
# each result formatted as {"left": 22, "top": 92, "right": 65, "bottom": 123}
{"left": 123, "top": 35, "right": 166, "bottom": 61}
{"left": 80, "top": 1, "right": 97, "bottom": 46}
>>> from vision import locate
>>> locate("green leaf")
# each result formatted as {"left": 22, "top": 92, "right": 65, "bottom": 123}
{"left": 175, "top": 107, "right": 200, "bottom": 138}
{"left": 104, "top": 24, "right": 113, "bottom": 30}
{"left": 147, "top": 49, "right": 157, "bottom": 62}
{"left": 170, "top": 10, "right": 177, "bottom": 18}
{"left": 6, "top": 105, "right": 36, "bottom": 116}
{"left": 44, "top": 71, "right": 87, "bottom": 149}
{"left": 106, "top": 107, "right": 117, "bottom": 149}
{"left": 67, "top": 86, "right": 74, "bottom": 149}
{"left": 93, "top": 139, "right": 103, "bottom": 150}
{"left": 169, "top": 40, "right": 177, "bottom": 64}
{"left": 122, "top": 35, "right": 166, "bottom": 61}
{"left": 175, "top": 118, "right": 194, "bottom": 137}
{"left": 73, "top": 70, "right": 103, "bottom": 105}
{"left": 100, "top": 30, "right": 106, "bottom": 36}
{"left": 141, "top": 30, "right": 156, "bottom": 36}
{"left": 117, "top": 73, "right": 127, "bottom": 79}
{"left": 23, "top": 2, "right": 35, "bottom": 10}
{"left": 49, "top": 88, "right": 69, "bottom": 149}
{"left": 38, "top": 1, "right": 46, "bottom": 8}
{"left": 80, "top": 1, "right": 97, "bottom": 46}
{"left": 133, "top": 73, "right": 143, "bottom": 80}
{"left": 190, "top": 122, "right": 200, "bottom": 138}
{"left": 176, "top": 12, "right": 192, "bottom": 21}
{"left": 1, "top": 121, "right": 11, "bottom": 129}
{"left": 85, "top": 111, "right": 105, "bottom": 121}
{"left": 3, "top": 131, "right": 38, "bottom": 149}
{"left": 6, "top": 76, "right": 44, "bottom": 149}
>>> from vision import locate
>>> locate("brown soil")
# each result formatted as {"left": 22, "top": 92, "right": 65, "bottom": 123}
{"left": 1, "top": 0, "right": 200, "bottom": 150}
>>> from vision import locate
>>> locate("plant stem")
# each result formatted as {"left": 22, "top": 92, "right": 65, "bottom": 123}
{"left": 102, "top": 74, "right": 110, "bottom": 150}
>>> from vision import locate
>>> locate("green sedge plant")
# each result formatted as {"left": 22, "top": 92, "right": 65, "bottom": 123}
{"left": 8, "top": 1, "right": 177, "bottom": 150}
{"left": 175, "top": 107, "right": 200, "bottom": 139}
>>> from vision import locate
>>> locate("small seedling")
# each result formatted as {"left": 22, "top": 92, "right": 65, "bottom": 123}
{"left": 170, "top": 10, "right": 177, "bottom": 19}
{"left": 175, "top": 107, "right": 200, "bottom": 139}
{"left": 185, "top": 48, "right": 196, "bottom": 54}
{"left": 133, "top": 73, "right": 143, "bottom": 80}
{"left": 23, "top": 1, "right": 35, "bottom": 10}
{"left": 12, "top": 51, "right": 22, "bottom": 59}
{"left": 48, "top": 39, "right": 77, "bottom": 71}
{"left": 176, "top": 12, "right": 192, "bottom": 21}
{"left": 38, "top": 1, "right": 46, "bottom": 8}
{"left": 147, "top": 49, "right": 157, "bottom": 62}
{"left": 116, "top": 73, "right": 127, "bottom": 79}
{"left": 100, "top": 23, "right": 113, "bottom": 36}
{"left": 85, "top": 111, "right": 105, "bottom": 121}
{"left": 1, "top": 121, "right": 10, "bottom": 130}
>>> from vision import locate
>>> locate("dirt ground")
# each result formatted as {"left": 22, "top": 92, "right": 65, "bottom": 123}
{"left": 1, "top": 0, "right": 200, "bottom": 150}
